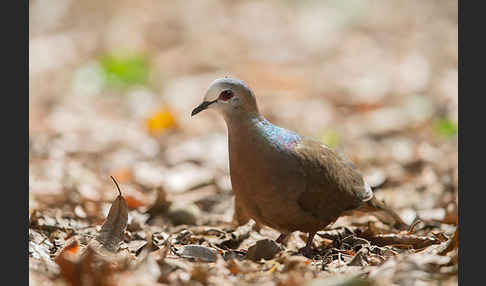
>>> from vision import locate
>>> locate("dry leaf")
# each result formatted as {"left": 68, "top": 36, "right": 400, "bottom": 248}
{"left": 95, "top": 176, "right": 129, "bottom": 252}
{"left": 178, "top": 245, "right": 218, "bottom": 262}
{"left": 360, "top": 231, "right": 441, "bottom": 249}
{"left": 58, "top": 243, "right": 124, "bottom": 286}
{"left": 441, "top": 205, "right": 458, "bottom": 225}
{"left": 55, "top": 239, "right": 81, "bottom": 285}
{"left": 124, "top": 196, "right": 145, "bottom": 209}
{"left": 246, "top": 239, "right": 282, "bottom": 261}
{"left": 146, "top": 186, "right": 172, "bottom": 219}
{"left": 217, "top": 221, "right": 253, "bottom": 250}
{"left": 347, "top": 248, "right": 369, "bottom": 267}
{"left": 438, "top": 228, "right": 458, "bottom": 256}
{"left": 146, "top": 107, "right": 176, "bottom": 136}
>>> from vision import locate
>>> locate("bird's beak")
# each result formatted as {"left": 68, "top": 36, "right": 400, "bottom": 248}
{"left": 191, "top": 100, "right": 217, "bottom": 117}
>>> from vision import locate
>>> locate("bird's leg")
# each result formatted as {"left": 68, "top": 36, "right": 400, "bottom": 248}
{"left": 275, "top": 233, "right": 288, "bottom": 244}
{"left": 301, "top": 232, "right": 316, "bottom": 258}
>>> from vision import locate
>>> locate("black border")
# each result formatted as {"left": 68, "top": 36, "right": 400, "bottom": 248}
{"left": 4, "top": 0, "right": 29, "bottom": 284}
{"left": 459, "top": 0, "right": 481, "bottom": 285}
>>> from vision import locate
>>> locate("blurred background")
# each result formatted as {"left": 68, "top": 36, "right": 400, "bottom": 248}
{"left": 29, "top": 0, "right": 458, "bottom": 284}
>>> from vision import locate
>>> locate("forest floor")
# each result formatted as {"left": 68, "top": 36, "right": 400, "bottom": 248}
{"left": 29, "top": 1, "right": 458, "bottom": 285}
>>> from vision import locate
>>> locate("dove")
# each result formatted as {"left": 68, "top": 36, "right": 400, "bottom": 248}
{"left": 191, "top": 77, "right": 406, "bottom": 256}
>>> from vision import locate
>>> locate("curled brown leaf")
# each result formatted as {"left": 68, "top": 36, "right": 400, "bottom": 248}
{"left": 95, "top": 176, "right": 129, "bottom": 252}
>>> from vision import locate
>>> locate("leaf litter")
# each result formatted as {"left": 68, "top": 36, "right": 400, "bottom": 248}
{"left": 29, "top": 1, "right": 458, "bottom": 285}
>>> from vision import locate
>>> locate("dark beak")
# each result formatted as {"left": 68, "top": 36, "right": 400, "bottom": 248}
{"left": 191, "top": 100, "right": 216, "bottom": 117}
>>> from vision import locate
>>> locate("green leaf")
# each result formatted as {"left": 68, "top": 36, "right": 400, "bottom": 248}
{"left": 434, "top": 118, "right": 458, "bottom": 138}
{"left": 100, "top": 52, "right": 149, "bottom": 88}
{"left": 320, "top": 129, "right": 340, "bottom": 148}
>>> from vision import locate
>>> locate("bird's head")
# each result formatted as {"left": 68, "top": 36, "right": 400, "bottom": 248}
{"left": 191, "top": 77, "right": 260, "bottom": 120}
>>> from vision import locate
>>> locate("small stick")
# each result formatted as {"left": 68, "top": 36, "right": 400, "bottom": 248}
{"left": 110, "top": 176, "right": 122, "bottom": 196}
{"left": 408, "top": 218, "right": 422, "bottom": 234}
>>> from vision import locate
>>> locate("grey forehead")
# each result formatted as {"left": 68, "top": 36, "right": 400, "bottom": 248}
{"left": 211, "top": 77, "right": 250, "bottom": 90}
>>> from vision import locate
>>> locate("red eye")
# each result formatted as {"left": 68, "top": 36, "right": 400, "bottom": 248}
{"left": 219, "top": 90, "right": 234, "bottom": 101}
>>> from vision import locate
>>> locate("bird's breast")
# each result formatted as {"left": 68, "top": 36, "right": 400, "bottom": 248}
{"left": 227, "top": 123, "right": 307, "bottom": 229}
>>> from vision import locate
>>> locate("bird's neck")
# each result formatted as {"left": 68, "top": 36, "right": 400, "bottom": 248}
{"left": 225, "top": 112, "right": 264, "bottom": 153}
{"left": 226, "top": 114, "right": 301, "bottom": 154}
{"left": 223, "top": 110, "right": 263, "bottom": 131}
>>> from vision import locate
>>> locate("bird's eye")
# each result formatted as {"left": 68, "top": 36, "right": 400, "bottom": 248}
{"left": 219, "top": 90, "right": 234, "bottom": 101}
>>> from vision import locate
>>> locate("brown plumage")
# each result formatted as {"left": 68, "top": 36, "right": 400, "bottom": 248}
{"left": 192, "top": 77, "right": 406, "bottom": 256}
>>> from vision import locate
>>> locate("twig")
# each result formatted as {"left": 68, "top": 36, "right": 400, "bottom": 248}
{"left": 110, "top": 176, "right": 122, "bottom": 196}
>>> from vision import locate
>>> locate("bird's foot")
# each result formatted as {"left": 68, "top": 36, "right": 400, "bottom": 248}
{"left": 300, "top": 245, "right": 315, "bottom": 258}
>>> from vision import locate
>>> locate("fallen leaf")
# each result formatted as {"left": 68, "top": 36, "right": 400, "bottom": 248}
{"left": 217, "top": 222, "right": 253, "bottom": 250}
{"left": 56, "top": 242, "right": 124, "bottom": 286}
{"left": 95, "top": 176, "right": 129, "bottom": 252}
{"left": 438, "top": 228, "right": 458, "bottom": 256}
{"left": 360, "top": 231, "right": 441, "bottom": 249}
{"left": 246, "top": 239, "right": 282, "bottom": 261}
{"left": 65, "top": 240, "right": 80, "bottom": 255}
{"left": 441, "top": 204, "right": 458, "bottom": 225}
{"left": 146, "top": 186, "right": 172, "bottom": 219}
{"left": 124, "top": 196, "right": 145, "bottom": 209}
{"left": 178, "top": 245, "right": 218, "bottom": 262}
{"left": 347, "top": 248, "right": 368, "bottom": 267}
{"left": 146, "top": 107, "right": 176, "bottom": 136}
{"left": 55, "top": 239, "right": 81, "bottom": 286}
{"left": 125, "top": 240, "right": 148, "bottom": 256}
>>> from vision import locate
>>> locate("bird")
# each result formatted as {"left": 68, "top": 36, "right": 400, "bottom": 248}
{"left": 191, "top": 77, "right": 407, "bottom": 256}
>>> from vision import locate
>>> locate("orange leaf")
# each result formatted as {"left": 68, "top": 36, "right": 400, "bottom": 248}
{"left": 66, "top": 240, "right": 79, "bottom": 255}
{"left": 54, "top": 239, "right": 80, "bottom": 285}
{"left": 124, "top": 195, "right": 145, "bottom": 209}
{"left": 146, "top": 107, "right": 176, "bottom": 136}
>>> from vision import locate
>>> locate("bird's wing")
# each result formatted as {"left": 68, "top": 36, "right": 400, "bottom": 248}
{"left": 293, "top": 137, "right": 373, "bottom": 222}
